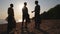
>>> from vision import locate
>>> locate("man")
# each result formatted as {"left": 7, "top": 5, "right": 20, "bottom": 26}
{"left": 7, "top": 4, "right": 16, "bottom": 34}
{"left": 32, "top": 1, "right": 41, "bottom": 30}
{"left": 22, "top": 2, "right": 30, "bottom": 29}
{"left": 32, "top": 1, "right": 49, "bottom": 34}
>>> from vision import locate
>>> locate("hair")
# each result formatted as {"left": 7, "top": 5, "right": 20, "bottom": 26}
{"left": 35, "top": 1, "right": 38, "bottom": 4}
{"left": 10, "top": 4, "right": 13, "bottom": 7}
{"left": 24, "top": 2, "right": 27, "bottom": 5}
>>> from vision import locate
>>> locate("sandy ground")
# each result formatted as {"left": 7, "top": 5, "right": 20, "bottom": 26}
{"left": 0, "top": 19, "right": 60, "bottom": 34}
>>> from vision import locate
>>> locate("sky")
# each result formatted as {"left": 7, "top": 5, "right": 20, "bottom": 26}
{"left": 0, "top": 0, "right": 60, "bottom": 21}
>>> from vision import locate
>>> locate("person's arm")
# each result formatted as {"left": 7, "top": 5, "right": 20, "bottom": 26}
{"left": 38, "top": 5, "right": 40, "bottom": 13}
{"left": 8, "top": 8, "right": 10, "bottom": 15}
{"left": 32, "top": 11, "right": 34, "bottom": 13}
{"left": 22, "top": 8, "right": 24, "bottom": 14}
{"left": 12, "top": 9, "right": 14, "bottom": 16}
{"left": 26, "top": 7, "right": 28, "bottom": 13}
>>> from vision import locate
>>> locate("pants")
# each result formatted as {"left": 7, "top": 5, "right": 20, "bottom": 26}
{"left": 35, "top": 15, "right": 41, "bottom": 29}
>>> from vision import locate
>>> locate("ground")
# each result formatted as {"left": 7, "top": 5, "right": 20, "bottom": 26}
{"left": 0, "top": 19, "right": 60, "bottom": 34}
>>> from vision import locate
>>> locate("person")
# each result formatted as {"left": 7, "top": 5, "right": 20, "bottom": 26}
{"left": 32, "top": 1, "right": 49, "bottom": 34}
{"left": 32, "top": 1, "right": 41, "bottom": 30}
{"left": 22, "top": 2, "right": 30, "bottom": 29}
{"left": 7, "top": 4, "right": 16, "bottom": 34}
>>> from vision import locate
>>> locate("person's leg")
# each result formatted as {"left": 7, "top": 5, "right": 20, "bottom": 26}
{"left": 7, "top": 25, "right": 9, "bottom": 34}
{"left": 37, "top": 21, "right": 45, "bottom": 32}
{"left": 37, "top": 21, "right": 40, "bottom": 29}
{"left": 35, "top": 20, "right": 38, "bottom": 29}
{"left": 21, "top": 16, "right": 24, "bottom": 32}
{"left": 37, "top": 16, "right": 41, "bottom": 29}
{"left": 7, "top": 21, "right": 11, "bottom": 34}
{"left": 35, "top": 17, "right": 40, "bottom": 29}
{"left": 7, "top": 16, "right": 10, "bottom": 34}
{"left": 7, "top": 26, "right": 12, "bottom": 34}
{"left": 35, "top": 16, "right": 38, "bottom": 28}
{"left": 25, "top": 18, "right": 28, "bottom": 28}
{"left": 22, "top": 16, "right": 25, "bottom": 28}
{"left": 38, "top": 18, "right": 41, "bottom": 29}
{"left": 35, "top": 22, "right": 39, "bottom": 29}
{"left": 25, "top": 15, "right": 29, "bottom": 28}
{"left": 37, "top": 22, "right": 40, "bottom": 29}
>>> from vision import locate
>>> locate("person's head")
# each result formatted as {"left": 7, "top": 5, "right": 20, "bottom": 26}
{"left": 35, "top": 1, "right": 38, "bottom": 5}
{"left": 10, "top": 4, "right": 13, "bottom": 7}
{"left": 24, "top": 2, "right": 27, "bottom": 6}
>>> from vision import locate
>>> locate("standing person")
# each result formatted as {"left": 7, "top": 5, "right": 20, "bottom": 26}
{"left": 32, "top": 1, "right": 41, "bottom": 30}
{"left": 22, "top": 2, "right": 30, "bottom": 29}
{"left": 32, "top": 1, "right": 49, "bottom": 34}
{"left": 7, "top": 4, "right": 16, "bottom": 34}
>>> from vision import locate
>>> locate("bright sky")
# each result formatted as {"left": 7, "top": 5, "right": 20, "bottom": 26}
{"left": 0, "top": 0, "right": 60, "bottom": 21}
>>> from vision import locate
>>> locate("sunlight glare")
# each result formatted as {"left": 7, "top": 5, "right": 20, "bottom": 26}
{"left": 18, "top": 3, "right": 23, "bottom": 10}
{"left": 18, "top": 19, "right": 22, "bottom": 22}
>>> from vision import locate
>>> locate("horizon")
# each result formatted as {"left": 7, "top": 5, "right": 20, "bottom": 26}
{"left": 0, "top": 0, "right": 60, "bottom": 22}
{"left": 0, "top": 19, "right": 22, "bottom": 24}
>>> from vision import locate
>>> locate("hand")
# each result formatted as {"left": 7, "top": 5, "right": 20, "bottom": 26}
{"left": 5, "top": 17, "right": 8, "bottom": 21}
{"left": 32, "top": 11, "right": 34, "bottom": 13}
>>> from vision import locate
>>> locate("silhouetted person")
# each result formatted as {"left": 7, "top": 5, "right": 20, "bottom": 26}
{"left": 32, "top": 1, "right": 49, "bottom": 34}
{"left": 32, "top": 1, "right": 41, "bottom": 30}
{"left": 7, "top": 4, "right": 16, "bottom": 34}
{"left": 22, "top": 2, "right": 30, "bottom": 31}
